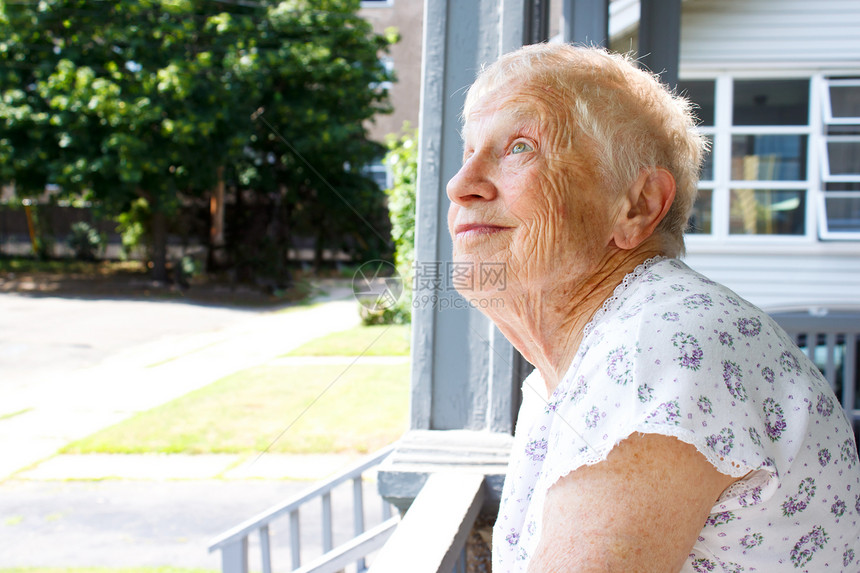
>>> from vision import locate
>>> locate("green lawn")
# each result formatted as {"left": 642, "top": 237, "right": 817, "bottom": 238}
{"left": 63, "top": 362, "right": 409, "bottom": 455}
{"left": 285, "top": 324, "right": 411, "bottom": 357}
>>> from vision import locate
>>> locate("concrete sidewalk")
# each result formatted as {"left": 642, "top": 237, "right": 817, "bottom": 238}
{"left": 0, "top": 284, "right": 365, "bottom": 481}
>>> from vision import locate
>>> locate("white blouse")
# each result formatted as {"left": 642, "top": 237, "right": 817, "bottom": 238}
{"left": 493, "top": 258, "right": 860, "bottom": 572}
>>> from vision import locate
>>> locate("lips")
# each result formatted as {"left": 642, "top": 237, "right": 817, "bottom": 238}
{"left": 454, "top": 223, "right": 512, "bottom": 238}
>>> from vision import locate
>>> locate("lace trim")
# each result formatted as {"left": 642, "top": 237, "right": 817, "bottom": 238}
{"left": 581, "top": 255, "right": 667, "bottom": 342}
{"left": 717, "top": 468, "right": 773, "bottom": 503}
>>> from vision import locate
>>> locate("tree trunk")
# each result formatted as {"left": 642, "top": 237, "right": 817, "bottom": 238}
{"left": 151, "top": 207, "right": 168, "bottom": 283}
{"left": 208, "top": 166, "right": 226, "bottom": 269}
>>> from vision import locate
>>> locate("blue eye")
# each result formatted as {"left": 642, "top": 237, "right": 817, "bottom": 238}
{"left": 511, "top": 141, "right": 533, "bottom": 154}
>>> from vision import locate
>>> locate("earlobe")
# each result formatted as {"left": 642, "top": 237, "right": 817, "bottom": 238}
{"left": 611, "top": 168, "right": 676, "bottom": 250}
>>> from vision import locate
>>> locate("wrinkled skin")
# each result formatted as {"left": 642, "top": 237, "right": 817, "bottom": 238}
{"left": 447, "top": 83, "right": 738, "bottom": 572}
{"left": 447, "top": 82, "right": 665, "bottom": 392}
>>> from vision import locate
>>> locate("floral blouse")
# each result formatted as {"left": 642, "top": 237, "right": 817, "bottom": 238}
{"left": 493, "top": 257, "right": 860, "bottom": 572}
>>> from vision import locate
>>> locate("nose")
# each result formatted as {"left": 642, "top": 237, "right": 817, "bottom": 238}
{"left": 446, "top": 153, "right": 497, "bottom": 206}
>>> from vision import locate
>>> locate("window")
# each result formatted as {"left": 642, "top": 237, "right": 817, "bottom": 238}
{"left": 682, "top": 75, "right": 860, "bottom": 242}
{"left": 680, "top": 76, "right": 821, "bottom": 240}
{"left": 819, "top": 78, "right": 860, "bottom": 239}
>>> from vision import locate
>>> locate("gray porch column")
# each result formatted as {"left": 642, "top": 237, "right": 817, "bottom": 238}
{"left": 638, "top": 0, "right": 682, "bottom": 88}
{"left": 561, "top": 0, "right": 609, "bottom": 46}
{"left": 379, "top": 0, "right": 614, "bottom": 514}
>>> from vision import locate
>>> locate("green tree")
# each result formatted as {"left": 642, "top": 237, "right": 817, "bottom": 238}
{"left": 0, "top": 0, "right": 394, "bottom": 282}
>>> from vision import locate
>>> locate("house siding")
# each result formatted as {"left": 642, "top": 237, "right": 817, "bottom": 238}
{"left": 682, "top": 250, "right": 860, "bottom": 312}
{"left": 680, "top": 0, "right": 860, "bottom": 72}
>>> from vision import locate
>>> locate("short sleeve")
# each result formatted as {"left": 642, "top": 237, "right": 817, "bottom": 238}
{"left": 537, "top": 269, "right": 810, "bottom": 499}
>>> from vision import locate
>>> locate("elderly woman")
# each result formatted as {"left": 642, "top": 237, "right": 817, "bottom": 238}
{"left": 447, "top": 44, "right": 860, "bottom": 572}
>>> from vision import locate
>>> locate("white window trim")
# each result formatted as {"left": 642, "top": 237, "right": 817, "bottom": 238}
{"left": 688, "top": 73, "right": 824, "bottom": 245}
{"left": 822, "top": 78, "right": 860, "bottom": 124}
{"left": 817, "top": 76, "right": 860, "bottom": 240}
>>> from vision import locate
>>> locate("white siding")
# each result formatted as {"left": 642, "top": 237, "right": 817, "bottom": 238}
{"left": 680, "top": 0, "right": 860, "bottom": 72}
{"left": 682, "top": 250, "right": 860, "bottom": 312}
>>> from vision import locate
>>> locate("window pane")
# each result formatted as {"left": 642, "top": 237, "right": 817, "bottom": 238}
{"left": 731, "top": 135, "right": 807, "bottom": 180}
{"left": 830, "top": 83, "right": 860, "bottom": 119}
{"left": 823, "top": 196, "right": 860, "bottom": 233}
{"left": 826, "top": 138, "right": 860, "bottom": 177}
{"left": 687, "top": 189, "right": 712, "bottom": 234}
{"left": 679, "top": 80, "right": 715, "bottom": 126}
{"left": 700, "top": 134, "right": 714, "bottom": 181}
{"left": 733, "top": 79, "right": 809, "bottom": 126}
{"left": 729, "top": 189, "right": 805, "bottom": 235}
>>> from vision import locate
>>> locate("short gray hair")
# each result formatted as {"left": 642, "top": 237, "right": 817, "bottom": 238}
{"left": 464, "top": 44, "right": 706, "bottom": 256}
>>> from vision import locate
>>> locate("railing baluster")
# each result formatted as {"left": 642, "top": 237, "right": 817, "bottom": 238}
{"left": 826, "top": 332, "right": 837, "bottom": 391}
{"left": 381, "top": 498, "right": 392, "bottom": 520}
{"left": 221, "top": 536, "right": 249, "bottom": 573}
{"left": 353, "top": 476, "right": 366, "bottom": 571}
{"left": 845, "top": 333, "right": 858, "bottom": 421}
{"left": 260, "top": 524, "right": 272, "bottom": 573}
{"left": 290, "top": 508, "right": 301, "bottom": 570}
{"left": 209, "top": 445, "right": 396, "bottom": 573}
{"left": 322, "top": 491, "right": 334, "bottom": 553}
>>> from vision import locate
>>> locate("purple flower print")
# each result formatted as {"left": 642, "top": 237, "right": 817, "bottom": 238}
{"left": 718, "top": 331, "right": 734, "bottom": 348}
{"left": 818, "top": 448, "right": 831, "bottom": 467}
{"left": 706, "top": 428, "right": 734, "bottom": 457}
{"left": 781, "top": 477, "right": 816, "bottom": 517}
{"left": 525, "top": 438, "right": 547, "bottom": 461}
{"left": 569, "top": 376, "right": 588, "bottom": 403}
{"left": 762, "top": 398, "right": 786, "bottom": 441}
{"left": 831, "top": 497, "right": 847, "bottom": 518}
{"left": 673, "top": 332, "right": 704, "bottom": 371}
{"left": 736, "top": 317, "right": 762, "bottom": 337}
{"left": 683, "top": 293, "right": 714, "bottom": 310}
{"left": 692, "top": 558, "right": 716, "bottom": 572}
{"left": 637, "top": 384, "right": 654, "bottom": 403}
{"left": 662, "top": 311, "right": 680, "bottom": 322}
{"left": 840, "top": 438, "right": 858, "bottom": 465}
{"left": 670, "top": 283, "right": 686, "bottom": 292}
{"left": 506, "top": 529, "right": 519, "bottom": 546}
{"left": 606, "top": 346, "right": 633, "bottom": 385}
{"left": 761, "top": 366, "right": 775, "bottom": 385}
{"left": 740, "top": 532, "right": 764, "bottom": 549}
{"left": 584, "top": 406, "right": 603, "bottom": 429}
{"left": 748, "top": 427, "right": 762, "bottom": 447}
{"left": 722, "top": 360, "right": 747, "bottom": 401}
{"left": 646, "top": 400, "right": 681, "bottom": 426}
{"left": 704, "top": 511, "right": 736, "bottom": 527}
{"left": 738, "top": 485, "right": 763, "bottom": 508}
{"left": 779, "top": 350, "right": 801, "bottom": 374}
{"left": 816, "top": 393, "right": 834, "bottom": 417}
{"left": 545, "top": 388, "right": 567, "bottom": 413}
{"left": 789, "top": 526, "right": 829, "bottom": 568}
{"left": 845, "top": 548, "right": 856, "bottom": 566}
{"left": 724, "top": 295, "right": 741, "bottom": 306}
{"left": 697, "top": 396, "right": 713, "bottom": 415}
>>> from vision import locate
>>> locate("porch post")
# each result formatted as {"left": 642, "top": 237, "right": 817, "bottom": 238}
{"left": 561, "top": 0, "right": 609, "bottom": 46}
{"left": 638, "top": 0, "right": 682, "bottom": 88}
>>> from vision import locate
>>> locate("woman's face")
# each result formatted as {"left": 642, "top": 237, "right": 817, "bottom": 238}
{"left": 447, "top": 84, "right": 619, "bottom": 298}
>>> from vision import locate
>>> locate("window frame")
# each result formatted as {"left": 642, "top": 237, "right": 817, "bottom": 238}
{"left": 818, "top": 77, "right": 860, "bottom": 240}
{"left": 685, "top": 73, "right": 818, "bottom": 245}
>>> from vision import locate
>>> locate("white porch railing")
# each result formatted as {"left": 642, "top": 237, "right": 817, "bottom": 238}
{"left": 208, "top": 444, "right": 398, "bottom": 573}
{"left": 773, "top": 311, "right": 860, "bottom": 430}
{"left": 368, "top": 472, "right": 485, "bottom": 573}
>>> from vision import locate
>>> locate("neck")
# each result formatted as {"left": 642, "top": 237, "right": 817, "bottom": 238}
{"left": 485, "top": 245, "right": 665, "bottom": 397}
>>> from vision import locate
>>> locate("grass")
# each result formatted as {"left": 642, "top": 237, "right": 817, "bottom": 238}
{"left": 285, "top": 324, "right": 411, "bottom": 357}
{"left": 0, "top": 257, "right": 145, "bottom": 275}
{"left": 0, "top": 569, "right": 217, "bottom": 573}
{"left": 62, "top": 362, "right": 409, "bottom": 455}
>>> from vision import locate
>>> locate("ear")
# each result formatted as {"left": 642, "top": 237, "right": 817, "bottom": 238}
{"left": 611, "top": 168, "right": 676, "bottom": 250}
